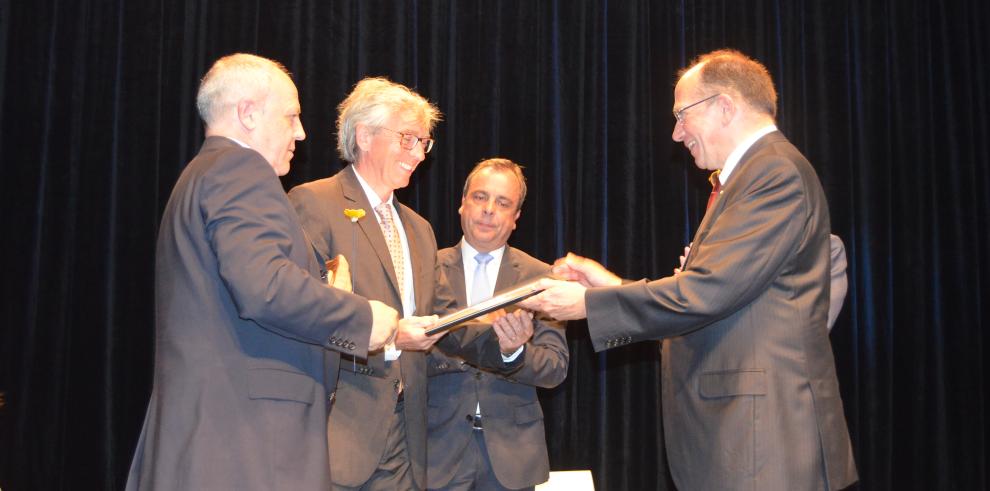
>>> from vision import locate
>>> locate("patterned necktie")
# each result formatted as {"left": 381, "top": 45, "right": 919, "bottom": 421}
{"left": 470, "top": 252, "right": 494, "bottom": 306}
{"left": 375, "top": 202, "right": 405, "bottom": 299}
{"left": 706, "top": 170, "right": 722, "bottom": 211}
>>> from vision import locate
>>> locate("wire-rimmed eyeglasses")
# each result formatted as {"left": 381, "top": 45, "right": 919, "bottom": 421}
{"left": 673, "top": 93, "right": 721, "bottom": 123}
{"left": 379, "top": 127, "right": 434, "bottom": 154}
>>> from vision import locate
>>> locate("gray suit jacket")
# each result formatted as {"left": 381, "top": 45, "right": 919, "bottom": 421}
{"left": 585, "top": 132, "right": 858, "bottom": 491}
{"left": 426, "top": 244, "right": 569, "bottom": 489}
{"left": 126, "top": 137, "right": 374, "bottom": 490}
{"left": 288, "top": 166, "right": 517, "bottom": 489}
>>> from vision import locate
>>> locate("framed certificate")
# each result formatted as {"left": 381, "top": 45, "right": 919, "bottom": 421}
{"left": 425, "top": 277, "right": 547, "bottom": 336}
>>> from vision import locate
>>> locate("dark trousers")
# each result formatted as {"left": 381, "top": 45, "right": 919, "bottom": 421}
{"left": 429, "top": 428, "right": 534, "bottom": 491}
{"left": 332, "top": 398, "right": 417, "bottom": 491}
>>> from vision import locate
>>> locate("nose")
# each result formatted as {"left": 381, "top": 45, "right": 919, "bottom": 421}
{"left": 671, "top": 120, "right": 684, "bottom": 142}
{"left": 295, "top": 119, "right": 306, "bottom": 141}
{"left": 409, "top": 141, "right": 426, "bottom": 162}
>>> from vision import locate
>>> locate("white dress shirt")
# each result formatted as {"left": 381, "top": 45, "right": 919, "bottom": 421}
{"left": 352, "top": 166, "right": 416, "bottom": 361}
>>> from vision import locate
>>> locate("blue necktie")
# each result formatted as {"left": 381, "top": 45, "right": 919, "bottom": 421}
{"left": 470, "top": 252, "right": 494, "bottom": 306}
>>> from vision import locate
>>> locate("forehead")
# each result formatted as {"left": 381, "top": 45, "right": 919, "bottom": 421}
{"left": 468, "top": 169, "right": 521, "bottom": 197}
{"left": 269, "top": 75, "right": 300, "bottom": 108}
{"left": 387, "top": 110, "right": 428, "bottom": 134}
{"left": 673, "top": 68, "right": 703, "bottom": 106}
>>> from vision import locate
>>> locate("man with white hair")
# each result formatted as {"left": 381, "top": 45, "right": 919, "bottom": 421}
{"left": 126, "top": 53, "right": 404, "bottom": 490}
{"left": 289, "top": 77, "right": 531, "bottom": 490}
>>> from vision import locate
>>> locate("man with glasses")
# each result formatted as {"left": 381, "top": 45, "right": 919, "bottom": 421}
{"left": 288, "top": 77, "right": 529, "bottom": 490}
{"left": 524, "top": 49, "right": 858, "bottom": 490}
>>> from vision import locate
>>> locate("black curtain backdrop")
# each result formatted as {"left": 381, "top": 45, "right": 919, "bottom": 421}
{"left": 2, "top": 1, "right": 988, "bottom": 490}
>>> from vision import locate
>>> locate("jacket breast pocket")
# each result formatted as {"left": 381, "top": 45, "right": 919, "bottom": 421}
{"left": 247, "top": 367, "right": 316, "bottom": 405}
{"left": 698, "top": 369, "right": 767, "bottom": 398}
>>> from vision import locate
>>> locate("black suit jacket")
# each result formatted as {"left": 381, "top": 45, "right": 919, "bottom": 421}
{"left": 586, "top": 132, "right": 857, "bottom": 491}
{"left": 126, "top": 137, "right": 373, "bottom": 490}
{"left": 426, "top": 243, "right": 569, "bottom": 489}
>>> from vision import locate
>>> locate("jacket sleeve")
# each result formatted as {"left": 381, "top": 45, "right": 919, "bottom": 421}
{"left": 202, "top": 151, "right": 372, "bottom": 358}
{"left": 585, "top": 155, "right": 811, "bottom": 351}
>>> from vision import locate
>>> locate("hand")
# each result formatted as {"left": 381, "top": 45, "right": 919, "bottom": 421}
{"left": 368, "top": 300, "right": 399, "bottom": 351}
{"left": 674, "top": 244, "right": 691, "bottom": 275}
{"left": 328, "top": 254, "right": 352, "bottom": 292}
{"left": 491, "top": 310, "right": 535, "bottom": 354}
{"left": 394, "top": 315, "right": 442, "bottom": 351}
{"left": 475, "top": 308, "right": 507, "bottom": 325}
{"left": 519, "top": 278, "right": 589, "bottom": 320}
{"left": 550, "top": 253, "right": 621, "bottom": 288}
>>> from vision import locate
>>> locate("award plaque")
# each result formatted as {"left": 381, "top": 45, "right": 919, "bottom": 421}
{"left": 425, "top": 277, "right": 547, "bottom": 336}
{"left": 323, "top": 257, "right": 340, "bottom": 285}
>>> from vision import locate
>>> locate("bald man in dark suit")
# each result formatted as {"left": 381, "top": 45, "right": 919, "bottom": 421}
{"left": 525, "top": 50, "right": 857, "bottom": 491}
{"left": 126, "top": 54, "right": 398, "bottom": 491}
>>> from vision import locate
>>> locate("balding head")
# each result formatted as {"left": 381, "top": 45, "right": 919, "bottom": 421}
{"left": 678, "top": 49, "right": 777, "bottom": 119}
{"left": 196, "top": 53, "right": 293, "bottom": 127}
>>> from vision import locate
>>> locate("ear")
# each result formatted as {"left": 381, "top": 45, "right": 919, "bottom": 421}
{"left": 237, "top": 99, "right": 260, "bottom": 130}
{"left": 718, "top": 95, "right": 737, "bottom": 126}
{"left": 355, "top": 123, "right": 374, "bottom": 152}
{"left": 511, "top": 209, "right": 521, "bottom": 229}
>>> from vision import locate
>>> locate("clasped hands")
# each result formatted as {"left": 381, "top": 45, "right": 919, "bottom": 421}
{"left": 518, "top": 252, "right": 622, "bottom": 321}
{"left": 327, "top": 254, "right": 535, "bottom": 354}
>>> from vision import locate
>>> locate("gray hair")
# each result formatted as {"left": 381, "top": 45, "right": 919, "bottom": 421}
{"left": 336, "top": 77, "right": 441, "bottom": 163}
{"left": 196, "top": 53, "right": 291, "bottom": 126}
{"left": 462, "top": 157, "right": 528, "bottom": 210}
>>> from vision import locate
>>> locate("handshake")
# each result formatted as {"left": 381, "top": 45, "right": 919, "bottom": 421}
{"left": 510, "top": 252, "right": 623, "bottom": 322}
{"left": 326, "top": 254, "right": 536, "bottom": 355}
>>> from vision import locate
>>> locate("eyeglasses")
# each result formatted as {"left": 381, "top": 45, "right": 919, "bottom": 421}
{"left": 379, "top": 127, "right": 434, "bottom": 154}
{"left": 673, "top": 93, "right": 721, "bottom": 123}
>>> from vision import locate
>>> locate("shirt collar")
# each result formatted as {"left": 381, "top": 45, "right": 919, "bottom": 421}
{"left": 351, "top": 165, "right": 394, "bottom": 210}
{"left": 719, "top": 124, "right": 777, "bottom": 185}
{"left": 225, "top": 136, "right": 250, "bottom": 149}
{"left": 460, "top": 238, "right": 506, "bottom": 265}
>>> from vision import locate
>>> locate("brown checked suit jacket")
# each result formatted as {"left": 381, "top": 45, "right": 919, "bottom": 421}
{"left": 288, "top": 165, "right": 517, "bottom": 489}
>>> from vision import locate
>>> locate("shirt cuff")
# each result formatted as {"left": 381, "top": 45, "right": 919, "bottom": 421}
{"left": 501, "top": 345, "right": 524, "bottom": 362}
{"left": 384, "top": 342, "right": 401, "bottom": 361}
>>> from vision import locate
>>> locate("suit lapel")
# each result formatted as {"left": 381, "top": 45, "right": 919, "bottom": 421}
{"left": 340, "top": 166, "right": 402, "bottom": 302}
{"left": 493, "top": 246, "right": 520, "bottom": 293}
{"left": 443, "top": 241, "right": 468, "bottom": 306}
{"left": 685, "top": 132, "right": 783, "bottom": 270}
{"left": 396, "top": 204, "right": 428, "bottom": 314}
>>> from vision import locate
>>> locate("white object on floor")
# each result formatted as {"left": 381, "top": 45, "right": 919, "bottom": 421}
{"left": 536, "top": 470, "right": 595, "bottom": 490}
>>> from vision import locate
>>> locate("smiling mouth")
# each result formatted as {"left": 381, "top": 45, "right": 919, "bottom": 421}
{"left": 399, "top": 161, "right": 414, "bottom": 172}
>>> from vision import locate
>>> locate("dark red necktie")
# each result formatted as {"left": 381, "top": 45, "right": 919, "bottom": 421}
{"left": 706, "top": 170, "right": 722, "bottom": 210}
